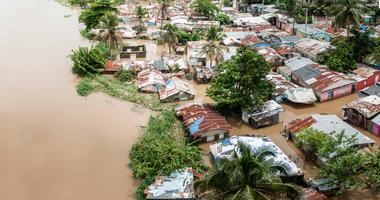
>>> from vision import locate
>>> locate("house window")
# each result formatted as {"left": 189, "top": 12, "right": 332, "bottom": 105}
{"left": 206, "top": 135, "right": 215, "bottom": 142}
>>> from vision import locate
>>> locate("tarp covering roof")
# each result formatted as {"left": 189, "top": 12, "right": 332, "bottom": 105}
{"left": 175, "top": 103, "right": 231, "bottom": 138}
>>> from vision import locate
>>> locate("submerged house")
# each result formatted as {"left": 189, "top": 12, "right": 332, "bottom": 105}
{"left": 294, "top": 38, "right": 331, "bottom": 61}
{"left": 159, "top": 77, "right": 195, "bottom": 102}
{"left": 286, "top": 114, "right": 375, "bottom": 164}
{"left": 255, "top": 46, "right": 284, "bottom": 67}
{"left": 349, "top": 64, "right": 380, "bottom": 91}
{"left": 242, "top": 100, "right": 283, "bottom": 128}
{"left": 266, "top": 72, "right": 317, "bottom": 104}
{"left": 120, "top": 45, "right": 146, "bottom": 58}
{"left": 194, "top": 66, "right": 213, "bottom": 83}
{"left": 210, "top": 136, "right": 304, "bottom": 183}
{"left": 359, "top": 82, "right": 380, "bottom": 97}
{"left": 145, "top": 168, "right": 195, "bottom": 200}
{"left": 343, "top": 95, "right": 380, "bottom": 136}
{"left": 175, "top": 103, "right": 231, "bottom": 143}
{"left": 137, "top": 69, "right": 166, "bottom": 93}
{"left": 291, "top": 64, "right": 357, "bottom": 102}
{"left": 279, "top": 56, "right": 316, "bottom": 80}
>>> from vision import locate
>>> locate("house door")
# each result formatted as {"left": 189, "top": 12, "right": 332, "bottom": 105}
{"left": 328, "top": 91, "right": 333, "bottom": 100}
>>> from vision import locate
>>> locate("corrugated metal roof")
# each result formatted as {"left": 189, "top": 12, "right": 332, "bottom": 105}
{"left": 176, "top": 104, "right": 231, "bottom": 138}
{"left": 287, "top": 114, "right": 375, "bottom": 146}
{"left": 343, "top": 95, "right": 380, "bottom": 118}
{"left": 159, "top": 77, "right": 195, "bottom": 100}
{"left": 137, "top": 69, "right": 166, "bottom": 90}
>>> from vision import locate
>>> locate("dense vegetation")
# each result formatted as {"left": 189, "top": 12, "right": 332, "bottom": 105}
{"left": 190, "top": 0, "right": 219, "bottom": 18}
{"left": 129, "top": 111, "right": 208, "bottom": 199}
{"left": 206, "top": 47, "right": 274, "bottom": 112}
{"left": 319, "top": 31, "right": 380, "bottom": 72}
{"left": 79, "top": 0, "right": 119, "bottom": 30}
{"left": 70, "top": 43, "right": 108, "bottom": 76}
{"left": 76, "top": 76, "right": 163, "bottom": 110}
{"left": 295, "top": 128, "right": 380, "bottom": 192}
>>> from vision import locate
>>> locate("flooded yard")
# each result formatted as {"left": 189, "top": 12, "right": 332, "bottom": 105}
{"left": 0, "top": 0, "right": 150, "bottom": 199}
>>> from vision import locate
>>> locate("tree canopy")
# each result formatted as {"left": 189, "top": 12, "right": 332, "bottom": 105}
{"left": 318, "top": 37, "right": 356, "bottom": 72}
{"left": 206, "top": 47, "right": 274, "bottom": 112}
{"left": 190, "top": 0, "right": 219, "bottom": 18}
{"left": 79, "top": 0, "right": 119, "bottom": 30}
{"left": 195, "top": 142, "right": 299, "bottom": 200}
{"left": 70, "top": 43, "right": 108, "bottom": 76}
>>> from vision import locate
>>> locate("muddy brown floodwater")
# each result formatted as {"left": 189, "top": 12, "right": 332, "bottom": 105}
{"left": 0, "top": 0, "right": 151, "bottom": 199}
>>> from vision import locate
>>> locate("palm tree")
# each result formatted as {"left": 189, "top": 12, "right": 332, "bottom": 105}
{"left": 333, "top": 0, "right": 365, "bottom": 37}
{"left": 134, "top": 6, "right": 148, "bottom": 34}
{"left": 195, "top": 142, "right": 299, "bottom": 200}
{"left": 200, "top": 26, "right": 226, "bottom": 69}
{"left": 161, "top": 23, "right": 178, "bottom": 54}
{"left": 95, "top": 12, "right": 123, "bottom": 57}
{"left": 157, "top": 0, "right": 173, "bottom": 29}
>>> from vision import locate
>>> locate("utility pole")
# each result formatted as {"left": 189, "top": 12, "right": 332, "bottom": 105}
{"left": 261, "top": 0, "right": 265, "bottom": 15}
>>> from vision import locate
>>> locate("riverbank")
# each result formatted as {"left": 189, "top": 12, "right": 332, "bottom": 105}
{"left": 0, "top": 0, "right": 152, "bottom": 199}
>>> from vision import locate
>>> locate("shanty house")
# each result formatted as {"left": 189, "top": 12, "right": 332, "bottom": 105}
{"left": 286, "top": 114, "right": 375, "bottom": 164}
{"left": 278, "top": 56, "right": 316, "bottom": 80}
{"left": 242, "top": 100, "right": 283, "bottom": 128}
{"left": 266, "top": 73, "right": 299, "bottom": 103}
{"left": 294, "top": 38, "right": 331, "bottom": 61}
{"left": 120, "top": 45, "right": 146, "bottom": 58}
{"left": 145, "top": 168, "right": 195, "bottom": 200}
{"left": 291, "top": 64, "right": 357, "bottom": 102}
{"left": 175, "top": 104, "right": 231, "bottom": 143}
{"left": 359, "top": 82, "right": 380, "bottom": 97}
{"left": 310, "top": 70, "right": 356, "bottom": 102}
{"left": 159, "top": 77, "right": 195, "bottom": 102}
{"left": 343, "top": 95, "right": 380, "bottom": 135}
{"left": 349, "top": 64, "right": 380, "bottom": 91}
{"left": 137, "top": 69, "right": 166, "bottom": 93}
{"left": 210, "top": 136, "right": 304, "bottom": 183}
{"left": 255, "top": 46, "right": 284, "bottom": 67}
{"left": 194, "top": 66, "right": 213, "bottom": 83}
{"left": 371, "top": 115, "right": 380, "bottom": 136}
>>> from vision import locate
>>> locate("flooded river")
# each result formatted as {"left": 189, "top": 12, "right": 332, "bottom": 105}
{"left": 0, "top": 0, "right": 150, "bottom": 199}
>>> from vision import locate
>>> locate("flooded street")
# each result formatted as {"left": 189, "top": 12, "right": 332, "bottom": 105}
{"left": 0, "top": 0, "right": 150, "bottom": 199}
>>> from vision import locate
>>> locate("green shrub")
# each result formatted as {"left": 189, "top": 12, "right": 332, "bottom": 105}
{"left": 76, "top": 77, "right": 96, "bottom": 96}
{"left": 185, "top": 72, "right": 193, "bottom": 80}
{"left": 115, "top": 70, "right": 135, "bottom": 82}
{"left": 70, "top": 43, "right": 108, "bottom": 77}
{"left": 129, "top": 111, "right": 208, "bottom": 198}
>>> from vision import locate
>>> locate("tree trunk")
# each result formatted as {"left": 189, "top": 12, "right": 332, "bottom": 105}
{"left": 347, "top": 19, "right": 350, "bottom": 37}
{"left": 139, "top": 19, "right": 142, "bottom": 33}
{"left": 209, "top": 58, "right": 213, "bottom": 69}
{"left": 161, "top": 9, "right": 164, "bottom": 29}
{"left": 108, "top": 38, "right": 112, "bottom": 57}
{"left": 168, "top": 42, "right": 172, "bottom": 54}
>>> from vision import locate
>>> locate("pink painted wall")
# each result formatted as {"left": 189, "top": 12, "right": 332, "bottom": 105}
{"left": 319, "top": 85, "right": 353, "bottom": 102}
{"left": 372, "top": 123, "right": 380, "bottom": 135}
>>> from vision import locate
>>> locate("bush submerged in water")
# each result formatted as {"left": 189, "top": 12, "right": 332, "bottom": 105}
{"left": 76, "top": 77, "right": 96, "bottom": 96}
{"left": 70, "top": 43, "right": 108, "bottom": 77}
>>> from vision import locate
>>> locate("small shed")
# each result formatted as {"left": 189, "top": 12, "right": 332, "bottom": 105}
{"left": 194, "top": 66, "right": 213, "bottom": 83}
{"left": 242, "top": 100, "right": 283, "bottom": 128}
{"left": 343, "top": 95, "right": 380, "bottom": 135}
{"left": 175, "top": 103, "right": 231, "bottom": 143}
